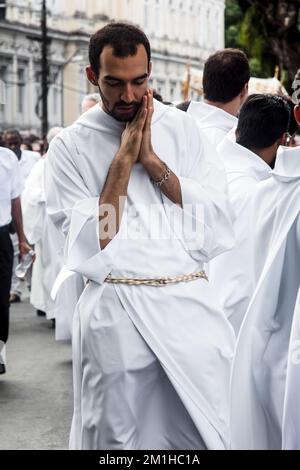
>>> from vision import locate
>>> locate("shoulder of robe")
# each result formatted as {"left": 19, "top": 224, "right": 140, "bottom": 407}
{"left": 0, "top": 146, "right": 18, "bottom": 161}
{"left": 47, "top": 125, "right": 78, "bottom": 158}
{"left": 0, "top": 147, "right": 19, "bottom": 170}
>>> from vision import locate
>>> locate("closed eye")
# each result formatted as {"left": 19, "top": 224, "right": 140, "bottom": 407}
{"left": 105, "top": 80, "right": 120, "bottom": 87}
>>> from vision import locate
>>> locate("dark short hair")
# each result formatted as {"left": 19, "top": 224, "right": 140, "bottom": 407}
{"left": 5, "top": 129, "right": 22, "bottom": 140}
{"left": 236, "top": 94, "right": 290, "bottom": 150}
{"left": 203, "top": 48, "right": 250, "bottom": 103}
{"left": 89, "top": 22, "right": 151, "bottom": 77}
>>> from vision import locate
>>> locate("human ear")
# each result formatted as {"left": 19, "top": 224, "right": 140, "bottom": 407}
{"left": 86, "top": 66, "right": 99, "bottom": 87}
{"left": 294, "top": 105, "right": 300, "bottom": 126}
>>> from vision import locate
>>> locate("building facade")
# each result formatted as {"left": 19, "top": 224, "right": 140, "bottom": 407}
{"left": 0, "top": 0, "right": 225, "bottom": 132}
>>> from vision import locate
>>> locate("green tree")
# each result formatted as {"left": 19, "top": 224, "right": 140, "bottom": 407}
{"left": 225, "top": 0, "right": 243, "bottom": 48}
{"left": 225, "top": 0, "right": 300, "bottom": 86}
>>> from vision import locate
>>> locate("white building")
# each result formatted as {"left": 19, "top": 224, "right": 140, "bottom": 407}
{"left": 0, "top": 0, "right": 225, "bottom": 131}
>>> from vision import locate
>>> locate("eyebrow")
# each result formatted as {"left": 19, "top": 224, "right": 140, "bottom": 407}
{"left": 104, "top": 73, "right": 148, "bottom": 82}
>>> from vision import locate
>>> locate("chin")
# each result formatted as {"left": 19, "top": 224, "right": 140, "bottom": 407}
{"left": 114, "top": 114, "right": 133, "bottom": 122}
{"left": 115, "top": 112, "right": 137, "bottom": 123}
{"left": 112, "top": 106, "right": 139, "bottom": 123}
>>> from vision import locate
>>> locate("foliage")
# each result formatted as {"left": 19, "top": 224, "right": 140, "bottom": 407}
{"left": 225, "top": 0, "right": 300, "bottom": 88}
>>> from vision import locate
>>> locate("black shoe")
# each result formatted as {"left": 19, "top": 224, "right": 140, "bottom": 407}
{"left": 36, "top": 310, "right": 46, "bottom": 317}
{"left": 9, "top": 294, "right": 21, "bottom": 303}
{"left": 0, "top": 363, "right": 6, "bottom": 375}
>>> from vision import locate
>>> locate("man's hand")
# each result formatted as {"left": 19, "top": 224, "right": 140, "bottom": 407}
{"left": 19, "top": 240, "right": 34, "bottom": 260}
{"left": 137, "top": 90, "right": 183, "bottom": 206}
{"left": 118, "top": 94, "right": 148, "bottom": 165}
{"left": 98, "top": 94, "right": 149, "bottom": 249}
{"left": 138, "top": 89, "right": 156, "bottom": 166}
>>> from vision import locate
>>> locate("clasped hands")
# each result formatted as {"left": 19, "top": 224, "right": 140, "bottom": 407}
{"left": 118, "top": 89, "right": 157, "bottom": 167}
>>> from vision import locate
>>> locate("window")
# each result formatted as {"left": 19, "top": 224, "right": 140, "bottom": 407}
{"left": 155, "top": 0, "right": 161, "bottom": 35}
{"left": 0, "top": 65, "right": 7, "bottom": 115}
{"left": 17, "top": 68, "right": 25, "bottom": 114}
{"left": 206, "top": 9, "right": 211, "bottom": 48}
{"left": 157, "top": 80, "right": 165, "bottom": 98}
{"left": 215, "top": 11, "right": 221, "bottom": 47}
{"left": 53, "top": 87, "right": 58, "bottom": 115}
{"left": 0, "top": 65, "right": 7, "bottom": 83}
{"left": 75, "top": 0, "right": 86, "bottom": 11}
{"left": 197, "top": 6, "right": 202, "bottom": 46}
{"left": 0, "top": 0, "right": 6, "bottom": 20}
{"left": 170, "top": 81, "right": 177, "bottom": 102}
{"left": 48, "top": 0, "right": 61, "bottom": 15}
{"left": 144, "top": 0, "right": 149, "bottom": 30}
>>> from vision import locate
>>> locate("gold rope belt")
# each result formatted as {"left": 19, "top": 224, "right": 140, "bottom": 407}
{"left": 104, "top": 270, "right": 208, "bottom": 287}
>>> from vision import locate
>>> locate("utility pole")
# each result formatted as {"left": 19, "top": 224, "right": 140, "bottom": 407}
{"left": 41, "top": 0, "right": 49, "bottom": 139}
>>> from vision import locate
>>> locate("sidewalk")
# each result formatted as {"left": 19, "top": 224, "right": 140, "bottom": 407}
{"left": 0, "top": 288, "right": 73, "bottom": 450}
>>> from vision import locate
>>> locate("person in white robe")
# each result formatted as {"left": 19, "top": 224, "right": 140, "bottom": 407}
{"left": 282, "top": 287, "right": 300, "bottom": 449}
{"left": 21, "top": 128, "right": 63, "bottom": 317}
{"left": 81, "top": 93, "right": 101, "bottom": 114}
{"left": 187, "top": 49, "right": 249, "bottom": 148}
{"left": 5, "top": 129, "right": 40, "bottom": 302}
{"left": 230, "top": 139, "right": 300, "bottom": 448}
{"left": 230, "top": 78, "right": 300, "bottom": 449}
{"left": 278, "top": 75, "right": 300, "bottom": 450}
{"left": 209, "top": 94, "right": 291, "bottom": 336}
{"left": 22, "top": 127, "right": 84, "bottom": 340}
{"left": 45, "top": 23, "right": 236, "bottom": 450}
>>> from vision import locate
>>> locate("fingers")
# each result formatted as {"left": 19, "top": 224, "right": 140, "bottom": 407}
{"left": 145, "top": 89, "right": 154, "bottom": 130}
{"left": 131, "top": 95, "right": 148, "bottom": 129}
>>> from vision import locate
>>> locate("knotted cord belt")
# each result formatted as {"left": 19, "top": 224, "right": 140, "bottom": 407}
{"left": 104, "top": 270, "right": 208, "bottom": 287}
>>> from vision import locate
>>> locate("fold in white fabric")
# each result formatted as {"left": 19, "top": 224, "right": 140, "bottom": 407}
{"left": 46, "top": 99, "right": 235, "bottom": 450}
{"left": 230, "top": 146, "right": 300, "bottom": 449}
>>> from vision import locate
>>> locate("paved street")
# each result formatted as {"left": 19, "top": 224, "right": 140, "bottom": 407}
{"left": 0, "top": 287, "right": 73, "bottom": 450}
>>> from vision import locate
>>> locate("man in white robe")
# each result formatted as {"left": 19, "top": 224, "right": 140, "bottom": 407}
{"left": 230, "top": 92, "right": 300, "bottom": 449}
{"left": 187, "top": 49, "right": 250, "bottom": 148}
{"left": 21, "top": 127, "right": 62, "bottom": 318}
{"left": 45, "top": 22, "right": 236, "bottom": 450}
{"left": 22, "top": 127, "right": 84, "bottom": 340}
{"left": 282, "top": 287, "right": 300, "bottom": 449}
{"left": 209, "top": 94, "right": 291, "bottom": 336}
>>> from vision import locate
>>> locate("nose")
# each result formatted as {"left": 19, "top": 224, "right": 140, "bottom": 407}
{"left": 121, "top": 83, "right": 135, "bottom": 104}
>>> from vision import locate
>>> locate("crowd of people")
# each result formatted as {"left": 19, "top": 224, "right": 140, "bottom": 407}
{"left": 1, "top": 21, "right": 300, "bottom": 450}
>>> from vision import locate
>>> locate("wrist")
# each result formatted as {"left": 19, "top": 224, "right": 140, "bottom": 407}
{"left": 140, "top": 151, "right": 158, "bottom": 169}
{"left": 115, "top": 152, "right": 135, "bottom": 167}
{"left": 18, "top": 234, "right": 26, "bottom": 244}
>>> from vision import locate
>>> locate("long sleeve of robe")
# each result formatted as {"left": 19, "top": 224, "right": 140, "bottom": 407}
{"left": 46, "top": 112, "right": 234, "bottom": 281}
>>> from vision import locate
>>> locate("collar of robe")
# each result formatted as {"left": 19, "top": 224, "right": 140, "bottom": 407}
{"left": 188, "top": 101, "right": 238, "bottom": 132}
{"left": 218, "top": 134, "right": 271, "bottom": 180}
{"left": 271, "top": 145, "right": 300, "bottom": 182}
{"left": 77, "top": 98, "right": 169, "bottom": 136}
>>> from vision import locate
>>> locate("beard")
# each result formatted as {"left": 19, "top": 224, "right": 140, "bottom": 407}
{"left": 98, "top": 87, "right": 141, "bottom": 122}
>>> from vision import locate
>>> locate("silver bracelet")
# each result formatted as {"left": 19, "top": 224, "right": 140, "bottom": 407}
{"left": 151, "top": 163, "right": 171, "bottom": 187}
